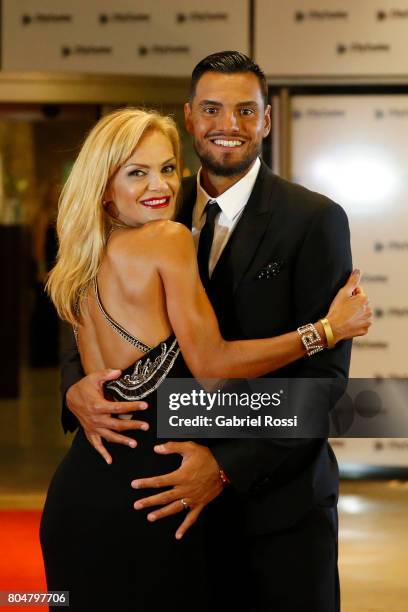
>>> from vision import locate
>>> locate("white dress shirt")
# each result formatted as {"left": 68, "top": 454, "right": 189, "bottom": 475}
{"left": 192, "top": 157, "right": 261, "bottom": 276}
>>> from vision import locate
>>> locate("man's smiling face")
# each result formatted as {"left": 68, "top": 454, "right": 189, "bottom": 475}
{"left": 184, "top": 71, "right": 271, "bottom": 177}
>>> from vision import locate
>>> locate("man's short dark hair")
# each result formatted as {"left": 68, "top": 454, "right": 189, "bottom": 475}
{"left": 189, "top": 50, "right": 268, "bottom": 106}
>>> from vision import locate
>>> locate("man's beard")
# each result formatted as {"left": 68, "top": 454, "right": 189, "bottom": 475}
{"left": 193, "top": 138, "right": 261, "bottom": 177}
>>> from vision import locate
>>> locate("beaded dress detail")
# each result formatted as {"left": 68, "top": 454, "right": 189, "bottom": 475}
{"left": 92, "top": 277, "right": 180, "bottom": 401}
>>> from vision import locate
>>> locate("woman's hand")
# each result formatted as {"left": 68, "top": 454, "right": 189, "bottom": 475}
{"left": 325, "top": 270, "right": 373, "bottom": 345}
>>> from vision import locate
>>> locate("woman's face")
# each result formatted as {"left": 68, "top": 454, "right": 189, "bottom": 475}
{"left": 105, "top": 130, "right": 180, "bottom": 227}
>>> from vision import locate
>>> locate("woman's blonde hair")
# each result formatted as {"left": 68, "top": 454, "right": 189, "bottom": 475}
{"left": 46, "top": 107, "right": 181, "bottom": 324}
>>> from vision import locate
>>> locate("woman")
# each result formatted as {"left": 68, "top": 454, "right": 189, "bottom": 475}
{"left": 41, "top": 108, "right": 371, "bottom": 611}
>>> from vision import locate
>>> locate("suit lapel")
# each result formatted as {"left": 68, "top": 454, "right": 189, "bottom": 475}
{"left": 211, "top": 161, "right": 278, "bottom": 294}
{"left": 177, "top": 163, "right": 279, "bottom": 294}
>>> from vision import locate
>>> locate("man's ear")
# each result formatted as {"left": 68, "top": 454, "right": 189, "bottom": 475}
{"left": 184, "top": 102, "right": 194, "bottom": 135}
{"left": 263, "top": 104, "right": 271, "bottom": 138}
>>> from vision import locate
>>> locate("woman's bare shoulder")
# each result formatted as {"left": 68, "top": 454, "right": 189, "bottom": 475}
{"left": 107, "top": 220, "right": 193, "bottom": 262}
{"left": 143, "top": 220, "right": 194, "bottom": 263}
{"left": 143, "top": 219, "right": 192, "bottom": 242}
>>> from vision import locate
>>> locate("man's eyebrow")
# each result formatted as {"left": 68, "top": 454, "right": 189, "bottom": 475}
{"left": 125, "top": 156, "right": 176, "bottom": 169}
{"left": 198, "top": 100, "right": 259, "bottom": 108}
{"left": 199, "top": 100, "right": 222, "bottom": 107}
{"left": 237, "top": 101, "right": 259, "bottom": 107}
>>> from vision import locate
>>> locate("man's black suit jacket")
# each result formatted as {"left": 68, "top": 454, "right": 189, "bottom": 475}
{"left": 60, "top": 160, "right": 352, "bottom": 535}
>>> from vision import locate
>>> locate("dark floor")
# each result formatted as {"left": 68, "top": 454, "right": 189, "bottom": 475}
{"left": 0, "top": 367, "right": 70, "bottom": 503}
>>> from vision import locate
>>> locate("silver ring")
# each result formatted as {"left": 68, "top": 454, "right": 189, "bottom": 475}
{"left": 180, "top": 498, "right": 188, "bottom": 510}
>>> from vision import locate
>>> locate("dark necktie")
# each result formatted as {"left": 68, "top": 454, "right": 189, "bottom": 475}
{"left": 197, "top": 199, "right": 221, "bottom": 288}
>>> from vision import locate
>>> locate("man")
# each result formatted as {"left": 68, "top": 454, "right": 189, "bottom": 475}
{"left": 61, "top": 51, "right": 352, "bottom": 611}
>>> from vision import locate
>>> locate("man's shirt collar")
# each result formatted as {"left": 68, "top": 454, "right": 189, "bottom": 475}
{"left": 195, "top": 157, "right": 261, "bottom": 222}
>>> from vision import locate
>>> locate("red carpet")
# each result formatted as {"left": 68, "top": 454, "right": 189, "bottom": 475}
{"left": 0, "top": 510, "right": 47, "bottom": 610}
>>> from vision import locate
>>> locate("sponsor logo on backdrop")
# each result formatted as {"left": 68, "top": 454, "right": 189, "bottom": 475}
{"left": 377, "top": 9, "right": 408, "bottom": 20}
{"left": 177, "top": 12, "right": 228, "bottom": 23}
{"left": 292, "top": 109, "right": 345, "bottom": 119}
{"left": 389, "top": 440, "right": 408, "bottom": 450}
{"left": 362, "top": 274, "right": 388, "bottom": 283}
{"left": 375, "top": 108, "right": 408, "bottom": 118}
{"left": 375, "top": 307, "right": 408, "bottom": 318}
{"left": 138, "top": 45, "right": 190, "bottom": 57}
{"left": 99, "top": 13, "right": 150, "bottom": 24}
{"left": 295, "top": 10, "right": 348, "bottom": 22}
{"left": 353, "top": 340, "right": 389, "bottom": 349}
{"left": 61, "top": 46, "right": 112, "bottom": 57}
{"left": 337, "top": 42, "right": 390, "bottom": 55}
{"left": 390, "top": 108, "right": 408, "bottom": 117}
{"left": 375, "top": 440, "right": 408, "bottom": 451}
{"left": 389, "top": 241, "right": 408, "bottom": 250}
{"left": 22, "top": 13, "right": 72, "bottom": 25}
{"left": 374, "top": 241, "right": 408, "bottom": 251}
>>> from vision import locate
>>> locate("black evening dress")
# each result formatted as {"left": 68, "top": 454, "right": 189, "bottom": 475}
{"left": 40, "top": 282, "right": 210, "bottom": 612}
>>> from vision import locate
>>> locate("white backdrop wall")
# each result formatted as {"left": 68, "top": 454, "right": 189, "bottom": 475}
{"left": 291, "top": 94, "right": 408, "bottom": 467}
{"left": 6, "top": 1, "right": 408, "bottom": 78}
{"left": 2, "top": 0, "right": 249, "bottom": 75}
{"left": 256, "top": 0, "right": 408, "bottom": 76}
{"left": 291, "top": 95, "right": 408, "bottom": 379}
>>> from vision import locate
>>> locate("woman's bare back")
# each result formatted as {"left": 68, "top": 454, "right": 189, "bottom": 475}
{"left": 78, "top": 223, "right": 174, "bottom": 374}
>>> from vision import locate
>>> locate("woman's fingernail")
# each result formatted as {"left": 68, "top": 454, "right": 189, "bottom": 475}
{"left": 134, "top": 502, "right": 143, "bottom": 509}
{"left": 141, "top": 423, "right": 149, "bottom": 431}
{"left": 148, "top": 514, "right": 156, "bottom": 522}
{"left": 129, "top": 441, "right": 136, "bottom": 448}
{"left": 155, "top": 444, "right": 165, "bottom": 452}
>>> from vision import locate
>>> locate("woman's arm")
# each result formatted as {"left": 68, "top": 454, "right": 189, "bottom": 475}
{"left": 157, "top": 222, "right": 371, "bottom": 379}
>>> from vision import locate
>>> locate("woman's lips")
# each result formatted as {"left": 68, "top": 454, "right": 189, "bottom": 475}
{"left": 140, "top": 196, "right": 171, "bottom": 209}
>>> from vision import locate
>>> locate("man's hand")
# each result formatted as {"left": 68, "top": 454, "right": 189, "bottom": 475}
{"left": 131, "top": 441, "right": 225, "bottom": 539}
{"left": 66, "top": 368, "right": 149, "bottom": 464}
